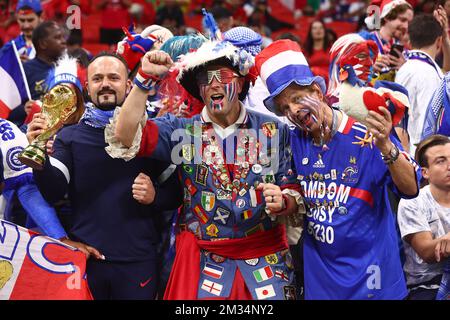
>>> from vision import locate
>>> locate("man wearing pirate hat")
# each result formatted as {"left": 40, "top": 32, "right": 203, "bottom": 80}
{"left": 110, "top": 39, "right": 305, "bottom": 300}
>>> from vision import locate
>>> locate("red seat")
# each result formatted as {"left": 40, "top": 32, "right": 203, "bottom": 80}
{"left": 84, "top": 43, "right": 111, "bottom": 55}
{"left": 184, "top": 13, "right": 204, "bottom": 32}
{"left": 82, "top": 13, "right": 102, "bottom": 44}
{"left": 325, "top": 21, "right": 357, "bottom": 37}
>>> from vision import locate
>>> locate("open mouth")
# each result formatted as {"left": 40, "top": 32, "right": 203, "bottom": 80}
{"left": 211, "top": 94, "right": 224, "bottom": 104}
{"left": 299, "top": 111, "right": 313, "bottom": 127}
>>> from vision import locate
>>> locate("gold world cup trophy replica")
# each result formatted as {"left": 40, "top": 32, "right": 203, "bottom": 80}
{"left": 18, "top": 55, "right": 84, "bottom": 170}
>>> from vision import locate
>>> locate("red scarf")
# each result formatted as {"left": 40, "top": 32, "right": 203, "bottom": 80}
{"left": 164, "top": 224, "right": 288, "bottom": 300}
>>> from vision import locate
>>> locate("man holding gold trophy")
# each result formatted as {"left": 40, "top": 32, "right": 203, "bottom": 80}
{"left": 25, "top": 52, "right": 182, "bottom": 300}
{"left": 19, "top": 54, "right": 85, "bottom": 170}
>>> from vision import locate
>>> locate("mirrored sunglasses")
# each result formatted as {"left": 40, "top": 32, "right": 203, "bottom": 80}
{"left": 196, "top": 69, "right": 239, "bottom": 85}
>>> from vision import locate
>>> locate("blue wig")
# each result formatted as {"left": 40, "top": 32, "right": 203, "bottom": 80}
{"left": 160, "top": 34, "right": 207, "bottom": 61}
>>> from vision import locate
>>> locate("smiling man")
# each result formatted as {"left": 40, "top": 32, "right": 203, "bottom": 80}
{"left": 26, "top": 52, "right": 181, "bottom": 300}
{"left": 362, "top": 0, "right": 414, "bottom": 81}
{"left": 0, "top": 0, "right": 43, "bottom": 61}
{"left": 110, "top": 40, "right": 305, "bottom": 300}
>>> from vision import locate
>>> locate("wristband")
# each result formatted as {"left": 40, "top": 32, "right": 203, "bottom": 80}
{"left": 134, "top": 68, "right": 159, "bottom": 91}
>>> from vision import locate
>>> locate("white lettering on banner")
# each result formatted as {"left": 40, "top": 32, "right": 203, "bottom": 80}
{"left": 0, "top": 221, "right": 20, "bottom": 260}
{"left": 0, "top": 220, "right": 77, "bottom": 274}
{"left": 28, "top": 236, "right": 76, "bottom": 274}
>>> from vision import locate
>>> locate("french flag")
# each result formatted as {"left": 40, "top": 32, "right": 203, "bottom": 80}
{"left": 202, "top": 263, "right": 223, "bottom": 279}
{"left": 0, "top": 41, "right": 31, "bottom": 119}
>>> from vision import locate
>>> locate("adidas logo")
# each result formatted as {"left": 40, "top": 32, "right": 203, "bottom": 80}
{"left": 313, "top": 158, "right": 325, "bottom": 168}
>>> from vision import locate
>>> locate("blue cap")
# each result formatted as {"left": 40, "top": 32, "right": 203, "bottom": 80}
{"left": 16, "top": 0, "right": 42, "bottom": 14}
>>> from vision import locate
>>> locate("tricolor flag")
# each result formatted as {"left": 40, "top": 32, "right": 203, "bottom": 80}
{"left": 253, "top": 266, "right": 274, "bottom": 283}
{"left": 255, "top": 284, "right": 276, "bottom": 300}
{"left": 201, "top": 279, "right": 223, "bottom": 296}
{"left": 249, "top": 187, "right": 262, "bottom": 207}
{"left": 0, "top": 219, "right": 92, "bottom": 300}
{"left": 193, "top": 205, "right": 209, "bottom": 224}
{"left": 241, "top": 210, "right": 253, "bottom": 220}
{"left": 0, "top": 41, "right": 31, "bottom": 119}
{"left": 202, "top": 263, "right": 223, "bottom": 279}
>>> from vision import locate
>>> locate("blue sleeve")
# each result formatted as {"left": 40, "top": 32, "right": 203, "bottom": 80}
{"left": 0, "top": 150, "right": 4, "bottom": 183}
{"left": 148, "top": 167, "right": 183, "bottom": 212}
{"left": 141, "top": 113, "right": 192, "bottom": 163}
{"left": 16, "top": 183, "right": 67, "bottom": 239}
{"left": 372, "top": 134, "right": 421, "bottom": 199}
{"left": 275, "top": 124, "right": 298, "bottom": 189}
{"left": 33, "top": 128, "right": 73, "bottom": 203}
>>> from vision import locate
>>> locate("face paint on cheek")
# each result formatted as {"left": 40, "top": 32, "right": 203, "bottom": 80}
{"left": 224, "top": 82, "right": 237, "bottom": 103}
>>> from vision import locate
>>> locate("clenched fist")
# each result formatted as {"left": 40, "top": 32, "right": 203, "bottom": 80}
{"left": 132, "top": 172, "right": 156, "bottom": 205}
{"left": 257, "top": 183, "right": 285, "bottom": 214}
{"left": 141, "top": 50, "right": 174, "bottom": 77}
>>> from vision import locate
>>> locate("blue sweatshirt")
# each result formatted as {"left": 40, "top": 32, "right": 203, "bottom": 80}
{"left": 33, "top": 121, "right": 182, "bottom": 262}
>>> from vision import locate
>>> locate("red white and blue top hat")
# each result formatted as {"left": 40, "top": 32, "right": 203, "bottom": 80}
{"left": 255, "top": 40, "right": 326, "bottom": 116}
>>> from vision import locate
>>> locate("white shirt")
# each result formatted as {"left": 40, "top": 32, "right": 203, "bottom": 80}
{"left": 397, "top": 185, "right": 450, "bottom": 286}
{"left": 0, "top": 119, "right": 32, "bottom": 180}
{"left": 396, "top": 50, "right": 443, "bottom": 156}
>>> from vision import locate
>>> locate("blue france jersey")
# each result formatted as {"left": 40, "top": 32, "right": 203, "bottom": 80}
{"left": 290, "top": 114, "right": 421, "bottom": 300}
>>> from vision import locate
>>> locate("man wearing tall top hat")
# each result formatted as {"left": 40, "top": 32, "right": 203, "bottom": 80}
{"left": 255, "top": 39, "right": 422, "bottom": 299}
{"left": 109, "top": 39, "right": 305, "bottom": 300}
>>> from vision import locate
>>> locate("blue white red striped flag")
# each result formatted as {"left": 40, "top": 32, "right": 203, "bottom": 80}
{"left": 0, "top": 41, "right": 31, "bottom": 119}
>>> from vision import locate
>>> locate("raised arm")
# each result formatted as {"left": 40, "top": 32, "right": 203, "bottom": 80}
{"left": 366, "top": 107, "right": 419, "bottom": 197}
{"left": 115, "top": 51, "right": 173, "bottom": 147}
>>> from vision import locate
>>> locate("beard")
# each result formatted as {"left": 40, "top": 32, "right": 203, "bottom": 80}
{"left": 94, "top": 90, "right": 118, "bottom": 111}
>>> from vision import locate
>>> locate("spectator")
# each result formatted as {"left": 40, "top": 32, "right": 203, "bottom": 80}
{"left": 223, "top": 0, "right": 248, "bottom": 25}
{"left": 362, "top": 0, "right": 414, "bottom": 81}
{"left": 128, "top": 0, "right": 156, "bottom": 31}
{"left": 276, "top": 32, "right": 302, "bottom": 46}
{"left": 256, "top": 39, "right": 421, "bottom": 299}
{"left": 0, "top": 0, "right": 43, "bottom": 62}
{"left": 304, "top": 20, "right": 332, "bottom": 82}
{"left": 398, "top": 134, "right": 450, "bottom": 300}
{"left": 0, "top": 118, "right": 68, "bottom": 240}
{"left": 248, "top": 9, "right": 272, "bottom": 48}
{"left": 9, "top": 21, "right": 67, "bottom": 127}
{"left": 112, "top": 40, "right": 304, "bottom": 300}
{"left": 208, "top": 5, "right": 234, "bottom": 32}
{"left": 27, "top": 52, "right": 182, "bottom": 300}
{"left": 97, "top": 0, "right": 131, "bottom": 48}
{"left": 396, "top": 14, "right": 445, "bottom": 155}
{"left": 155, "top": 0, "right": 185, "bottom": 35}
